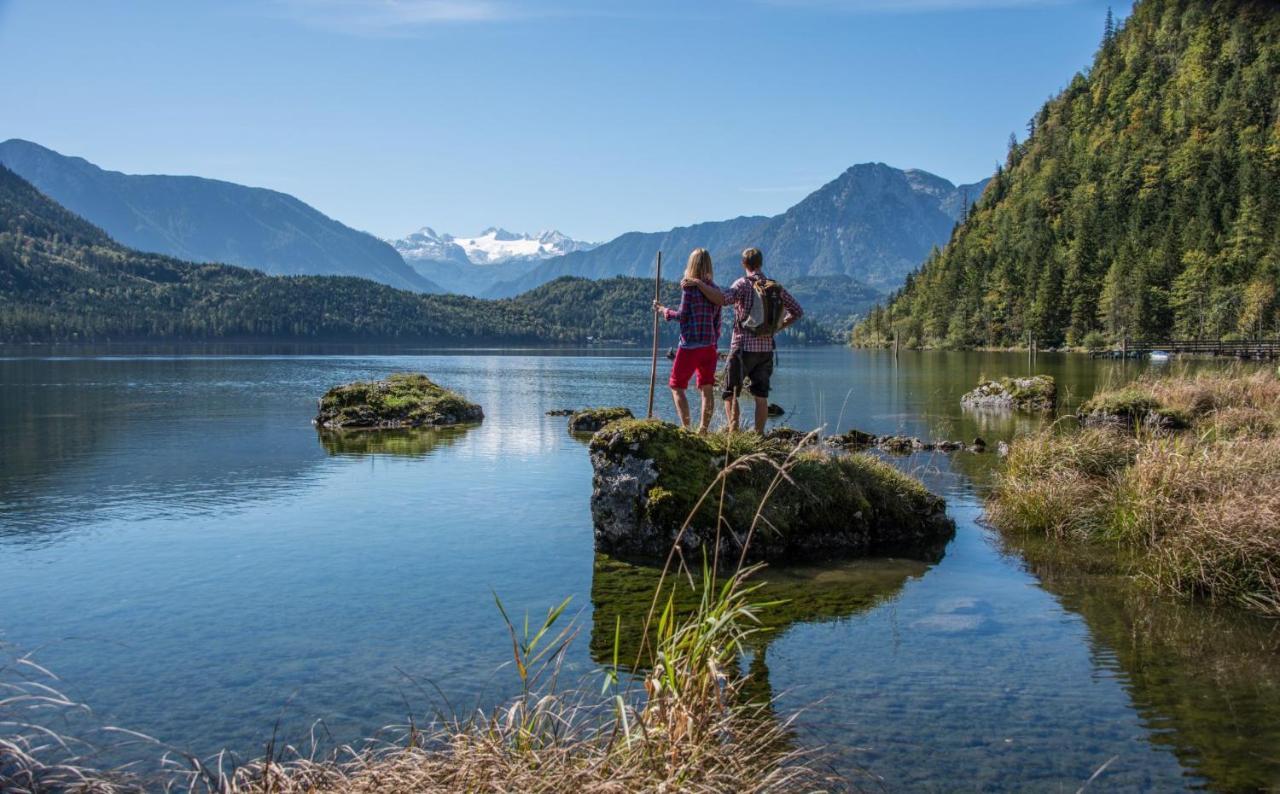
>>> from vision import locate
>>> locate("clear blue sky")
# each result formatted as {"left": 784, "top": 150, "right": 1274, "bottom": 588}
{"left": 0, "top": 0, "right": 1124, "bottom": 242}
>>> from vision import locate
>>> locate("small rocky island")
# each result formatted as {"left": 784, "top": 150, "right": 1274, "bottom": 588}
{"left": 568, "top": 407, "right": 634, "bottom": 433}
{"left": 589, "top": 419, "right": 954, "bottom": 563}
{"left": 961, "top": 375, "right": 1056, "bottom": 411}
{"left": 314, "top": 373, "right": 484, "bottom": 429}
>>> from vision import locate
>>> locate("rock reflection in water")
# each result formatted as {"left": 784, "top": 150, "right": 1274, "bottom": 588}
{"left": 317, "top": 425, "right": 475, "bottom": 458}
{"left": 589, "top": 553, "right": 932, "bottom": 672}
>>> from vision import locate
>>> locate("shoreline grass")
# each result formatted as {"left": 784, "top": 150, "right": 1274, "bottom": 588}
{"left": 989, "top": 367, "right": 1280, "bottom": 614}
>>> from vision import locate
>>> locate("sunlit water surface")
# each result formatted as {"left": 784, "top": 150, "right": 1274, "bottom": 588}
{"left": 1, "top": 346, "right": 1277, "bottom": 791}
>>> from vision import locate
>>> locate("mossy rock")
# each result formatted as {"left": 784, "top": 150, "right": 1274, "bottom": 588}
{"left": 314, "top": 373, "right": 483, "bottom": 430}
{"left": 961, "top": 375, "right": 1056, "bottom": 411}
{"left": 1078, "top": 389, "right": 1190, "bottom": 430}
{"left": 568, "top": 406, "right": 633, "bottom": 433}
{"left": 588, "top": 419, "right": 954, "bottom": 563}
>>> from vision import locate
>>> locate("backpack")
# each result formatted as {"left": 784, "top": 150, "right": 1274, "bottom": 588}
{"left": 742, "top": 277, "right": 786, "bottom": 336}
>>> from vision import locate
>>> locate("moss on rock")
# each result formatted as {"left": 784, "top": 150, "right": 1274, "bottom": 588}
{"left": 589, "top": 419, "right": 953, "bottom": 563}
{"left": 568, "top": 406, "right": 634, "bottom": 433}
{"left": 314, "top": 373, "right": 483, "bottom": 429}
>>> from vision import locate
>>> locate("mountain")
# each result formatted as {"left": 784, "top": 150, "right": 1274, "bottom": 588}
{"left": 739, "top": 165, "right": 989, "bottom": 286}
{"left": 854, "top": 0, "right": 1280, "bottom": 349}
{"left": 391, "top": 226, "right": 597, "bottom": 295}
{"left": 485, "top": 166, "right": 988, "bottom": 298}
{"left": 483, "top": 215, "right": 770, "bottom": 297}
{"left": 0, "top": 164, "right": 840, "bottom": 345}
{"left": 0, "top": 139, "right": 441, "bottom": 294}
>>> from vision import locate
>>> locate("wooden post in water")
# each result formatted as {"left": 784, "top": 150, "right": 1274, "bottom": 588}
{"left": 646, "top": 251, "right": 662, "bottom": 419}
{"left": 893, "top": 328, "right": 900, "bottom": 358}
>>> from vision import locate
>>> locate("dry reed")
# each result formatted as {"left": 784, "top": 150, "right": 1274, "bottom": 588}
{"left": 990, "top": 366, "right": 1280, "bottom": 614}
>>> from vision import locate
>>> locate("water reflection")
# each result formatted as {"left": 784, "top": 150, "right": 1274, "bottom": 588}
{"left": 1003, "top": 533, "right": 1280, "bottom": 791}
{"left": 2, "top": 347, "right": 1278, "bottom": 789}
{"left": 588, "top": 553, "right": 932, "bottom": 670}
{"left": 318, "top": 426, "right": 476, "bottom": 458}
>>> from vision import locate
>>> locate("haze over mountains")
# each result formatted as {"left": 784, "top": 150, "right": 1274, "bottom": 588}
{"left": 0, "top": 139, "right": 441, "bottom": 294}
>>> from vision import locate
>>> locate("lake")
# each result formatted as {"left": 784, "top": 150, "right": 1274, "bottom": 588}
{"left": 1, "top": 346, "right": 1277, "bottom": 791}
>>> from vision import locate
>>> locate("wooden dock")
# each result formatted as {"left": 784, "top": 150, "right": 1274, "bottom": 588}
{"left": 1092, "top": 339, "right": 1280, "bottom": 360}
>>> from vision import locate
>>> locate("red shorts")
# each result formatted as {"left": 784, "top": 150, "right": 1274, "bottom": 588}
{"left": 669, "top": 345, "right": 718, "bottom": 390}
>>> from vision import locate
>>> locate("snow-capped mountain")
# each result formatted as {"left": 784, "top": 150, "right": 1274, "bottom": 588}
{"left": 391, "top": 226, "right": 596, "bottom": 266}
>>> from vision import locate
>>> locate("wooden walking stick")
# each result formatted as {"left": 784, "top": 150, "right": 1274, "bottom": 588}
{"left": 646, "top": 251, "right": 662, "bottom": 418}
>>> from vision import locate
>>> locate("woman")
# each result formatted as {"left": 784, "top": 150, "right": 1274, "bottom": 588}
{"left": 654, "top": 248, "right": 721, "bottom": 433}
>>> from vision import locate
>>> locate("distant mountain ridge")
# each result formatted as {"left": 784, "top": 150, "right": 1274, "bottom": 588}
{"left": 0, "top": 139, "right": 441, "bottom": 294}
{"left": 485, "top": 164, "right": 988, "bottom": 297}
{"left": 392, "top": 226, "right": 597, "bottom": 266}
{"left": 0, "top": 164, "right": 850, "bottom": 345}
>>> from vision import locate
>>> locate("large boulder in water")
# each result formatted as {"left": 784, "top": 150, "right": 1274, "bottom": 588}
{"left": 961, "top": 375, "right": 1056, "bottom": 411}
{"left": 588, "top": 419, "right": 954, "bottom": 563}
{"left": 314, "top": 373, "right": 483, "bottom": 429}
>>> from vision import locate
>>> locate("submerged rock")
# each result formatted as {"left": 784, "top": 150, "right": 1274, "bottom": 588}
{"left": 764, "top": 427, "right": 814, "bottom": 445}
{"left": 569, "top": 406, "right": 634, "bottom": 433}
{"left": 313, "top": 373, "right": 483, "bottom": 430}
{"left": 546, "top": 408, "right": 575, "bottom": 417}
{"left": 961, "top": 375, "right": 1057, "bottom": 411}
{"left": 589, "top": 419, "right": 954, "bottom": 563}
{"left": 825, "top": 429, "right": 980, "bottom": 454}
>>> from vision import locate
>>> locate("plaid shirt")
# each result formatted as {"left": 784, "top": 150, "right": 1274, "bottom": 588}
{"left": 662, "top": 281, "right": 721, "bottom": 349}
{"left": 723, "top": 273, "right": 804, "bottom": 353}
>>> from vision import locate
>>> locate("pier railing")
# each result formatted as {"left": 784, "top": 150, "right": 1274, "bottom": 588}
{"left": 1093, "top": 339, "right": 1280, "bottom": 359}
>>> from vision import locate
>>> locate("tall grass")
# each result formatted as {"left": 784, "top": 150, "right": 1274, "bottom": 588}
{"left": 990, "top": 367, "right": 1280, "bottom": 614}
{"left": 1, "top": 433, "right": 830, "bottom": 793}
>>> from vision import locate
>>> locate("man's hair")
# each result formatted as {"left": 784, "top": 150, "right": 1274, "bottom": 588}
{"left": 741, "top": 247, "right": 763, "bottom": 271}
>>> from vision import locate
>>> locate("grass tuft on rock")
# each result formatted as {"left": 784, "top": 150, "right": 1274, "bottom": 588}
{"left": 314, "top": 373, "right": 483, "bottom": 429}
{"left": 991, "top": 368, "right": 1280, "bottom": 615}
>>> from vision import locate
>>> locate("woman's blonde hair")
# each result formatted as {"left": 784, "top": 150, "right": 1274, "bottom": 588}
{"left": 684, "top": 248, "right": 713, "bottom": 282}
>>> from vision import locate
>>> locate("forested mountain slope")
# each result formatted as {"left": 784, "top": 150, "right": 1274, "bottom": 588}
{"left": 854, "top": 0, "right": 1280, "bottom": 348}
{"left": 0, "top": 139, "right": 441, "bottom": 294}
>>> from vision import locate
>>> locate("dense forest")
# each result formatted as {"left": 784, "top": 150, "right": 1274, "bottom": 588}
{"left": 0, "top": 165, "right": 842, "bottom": 345}
{"left": 854, "top": 0, "right": 1280, "bottom": 349}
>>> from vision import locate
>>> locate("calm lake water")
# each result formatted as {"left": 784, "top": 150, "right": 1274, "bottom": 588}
{"left": 1, "top": 346, "right": 1277, "bottom": 791}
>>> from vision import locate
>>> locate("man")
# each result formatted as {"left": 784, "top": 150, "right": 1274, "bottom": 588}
{"left": 686, "top": 247, "right": 803, "bottom": 433}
